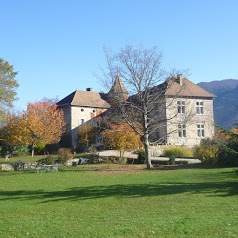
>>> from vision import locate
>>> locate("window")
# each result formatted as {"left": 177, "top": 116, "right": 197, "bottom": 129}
{"left": 177, "top": 100, "right": 185, "bottom": 114}
{"left": 81, "top": 109, "right": 84, "bottom": 112}
{"left": 197, "top": 124, "right": 205, "bottom": 137}
{"left": 178, "top": 124, "right": 186, "bottom": 138}
{"left": 81, "top": 119, "right": 85, "bottom": 125}
{"left": 196, "top": 101, "right": 204, "bottom": 114}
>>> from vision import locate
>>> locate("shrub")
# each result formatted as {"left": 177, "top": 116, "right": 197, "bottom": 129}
{"left": 118, "top": 157, "right": 127, "bottom": 164}
{"left": 163, "top": 146, "right": 193, "bottom": 158}
{"left": 34, "top": 143, "right": 46, "bottom": 155}
{"left": 168, "top": 155, "right": 176, "bottom": 165}
{"left": 219, "top": 132, "right": 238, "bottom": 166}
{"left": 137, "top": 150, "right": 146, "bottom": 164}
{"left": 38, "top": 155, "right": 55, "bottom": 165}
{"left": 217, "top": 144, "right": 238, "bottom": 167}
{"left": 88, "top": 146, "right": 97, "bottom": 154}
{"left": 97, "top": 156, "right": 120, "bottom": 164}
{"left": 13, "top": 145, "right": 30, "bottom": 156}
{"left": 193, "top": 139, "right": 219, "bottom": 164}
{"left": 0, "top": 145, "right": 30, "bottom": 157}
{"left": 0, "top": 145, "right": 13, "bottom": 157}
{"left": 58, "top": 148, "right": 73, "bottom": 164}
{"left": 88, "top": 153, "right": 100, "bottom": 164}
{"left": 105, "top": 156, "right": 120, "bottom": 163}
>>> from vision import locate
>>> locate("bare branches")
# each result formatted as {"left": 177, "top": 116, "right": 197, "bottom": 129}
{"left": 99, "top": 44, "right": 169, "bottom": 168}
{"left": 99, "top": 43, "right": 197, "bottom": 169}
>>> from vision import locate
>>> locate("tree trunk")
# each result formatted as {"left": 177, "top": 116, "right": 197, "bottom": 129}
{"left": 143, "top": 107, "right": 153, "bottom": 169}
{"left": 31, "top": 144, "right": 35, "bottom": 157}
{"left": 144, "top": 134, "right": 153, "bottom": 169}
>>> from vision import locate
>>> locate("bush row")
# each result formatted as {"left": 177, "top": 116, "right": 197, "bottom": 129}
{"left": 162, "top": 146, "right": 193, "bottom": 158}
{"left": 193, "top": 138, "right": 238, "bottom": 167}
{"left": 2, "top": 138, "right": 238, "bottom": 167}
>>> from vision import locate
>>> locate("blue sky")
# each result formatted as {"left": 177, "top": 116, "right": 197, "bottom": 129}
{"left": 1, "top": 0, "right": 238, "bottom": 110}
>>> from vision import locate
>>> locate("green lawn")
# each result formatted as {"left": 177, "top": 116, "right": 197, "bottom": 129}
{"left": 0, "top": 165, "right": 237, "bottom": 238}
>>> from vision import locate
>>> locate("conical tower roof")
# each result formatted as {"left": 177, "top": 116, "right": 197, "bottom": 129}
{"left": 107, "top": 76, "right": 128, "bottom": 101}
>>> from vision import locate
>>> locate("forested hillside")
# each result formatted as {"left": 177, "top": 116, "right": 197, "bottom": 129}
{"left": 198, "top": 79, "right": 238, "bottom": 129}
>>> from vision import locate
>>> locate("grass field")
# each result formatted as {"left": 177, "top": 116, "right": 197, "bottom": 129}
{"left": 0, "top": 164, "right": 238, "bottom": 238}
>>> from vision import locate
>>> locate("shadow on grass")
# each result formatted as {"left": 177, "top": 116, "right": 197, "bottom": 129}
{"left": 0, "top": 180, "right": 237, "bottom": 203}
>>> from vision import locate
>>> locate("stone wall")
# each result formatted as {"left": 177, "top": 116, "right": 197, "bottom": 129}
{"left": 1, "top": 162, "right": 38, "bottom": 171}
{"left": 150, "top": 145, "right": 171, "bottom": 156}
{"left": 1, "top": 164, "right": 14, "bottom": 171}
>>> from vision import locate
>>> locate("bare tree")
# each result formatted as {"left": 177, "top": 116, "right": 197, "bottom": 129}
{"left": 100, "top": 44, "right": 191, "bottom": 169}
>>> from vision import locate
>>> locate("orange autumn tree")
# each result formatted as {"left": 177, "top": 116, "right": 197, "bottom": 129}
{"left": 101, "top": 122, "right": 142, "bottom": 158}
{"left": 0, "top": 100, "right": 66, "bottom": 157}
{"left": 0, "top": 111, "right": 26, "bottom": 154}
{"left": 213, "top": 127, "right": 229, "bottom": 144}
{"left": 214, "top": 126, "right": 238, "bottom": 143}
{"left": 22, "top": 100, "right": 66, "bottom": 156}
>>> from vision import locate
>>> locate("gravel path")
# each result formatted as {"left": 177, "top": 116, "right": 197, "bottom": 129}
{"left": 98, "top": 150, "right": 201, "bottom": 164}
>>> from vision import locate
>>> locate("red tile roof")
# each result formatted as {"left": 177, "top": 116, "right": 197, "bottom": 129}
{"left": 57, "top": 90, "right": 110, "bottom": 108}
{"left": 164, "top": 76, "right": 216, "bottom": 98}
{"left": 57, "top": 76, "right": 215, "bottom": 109}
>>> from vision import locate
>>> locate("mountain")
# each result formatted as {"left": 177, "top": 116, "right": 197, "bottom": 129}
{"left": 198, "top": 79, "right": 238, "bottom": 129}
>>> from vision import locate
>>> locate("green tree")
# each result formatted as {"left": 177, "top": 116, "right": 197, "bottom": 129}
{"left": 0, "top": 58, "right": 19, "bottom": 122}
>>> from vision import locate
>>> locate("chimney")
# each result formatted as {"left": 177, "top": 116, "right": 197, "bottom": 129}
{"left": 176, "top": 74, "right": 184, "bottom": 85}
{"left": 86, "top": 88, "right": 93, "bottom": 92}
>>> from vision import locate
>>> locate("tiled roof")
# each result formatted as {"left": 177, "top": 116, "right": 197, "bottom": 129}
{"left": 57, "top": 90, "right": 110, "bottom": 108}
{"left": 107, "top": 76, "right": 129, "bottom": 101}
{"left": 164, "top": 76, "right": 216, "bottom": 98}
{"left": 57, "top": 76, "right": 214, "bottom": 109}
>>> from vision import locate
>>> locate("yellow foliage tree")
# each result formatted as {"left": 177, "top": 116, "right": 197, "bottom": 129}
{"left": 101, "top": 122, "right": 142, "bottom": 158}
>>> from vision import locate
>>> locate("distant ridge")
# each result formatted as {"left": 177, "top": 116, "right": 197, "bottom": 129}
{"left": 198, "top": 79, "right": 238, "bottom": 92}
{"left": 198, "top": 79, "right": 238, "bottom": 129}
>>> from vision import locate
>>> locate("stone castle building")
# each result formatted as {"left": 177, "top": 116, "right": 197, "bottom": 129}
{"left": 57, "top": 75, "right": 215, "bottom": 149}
